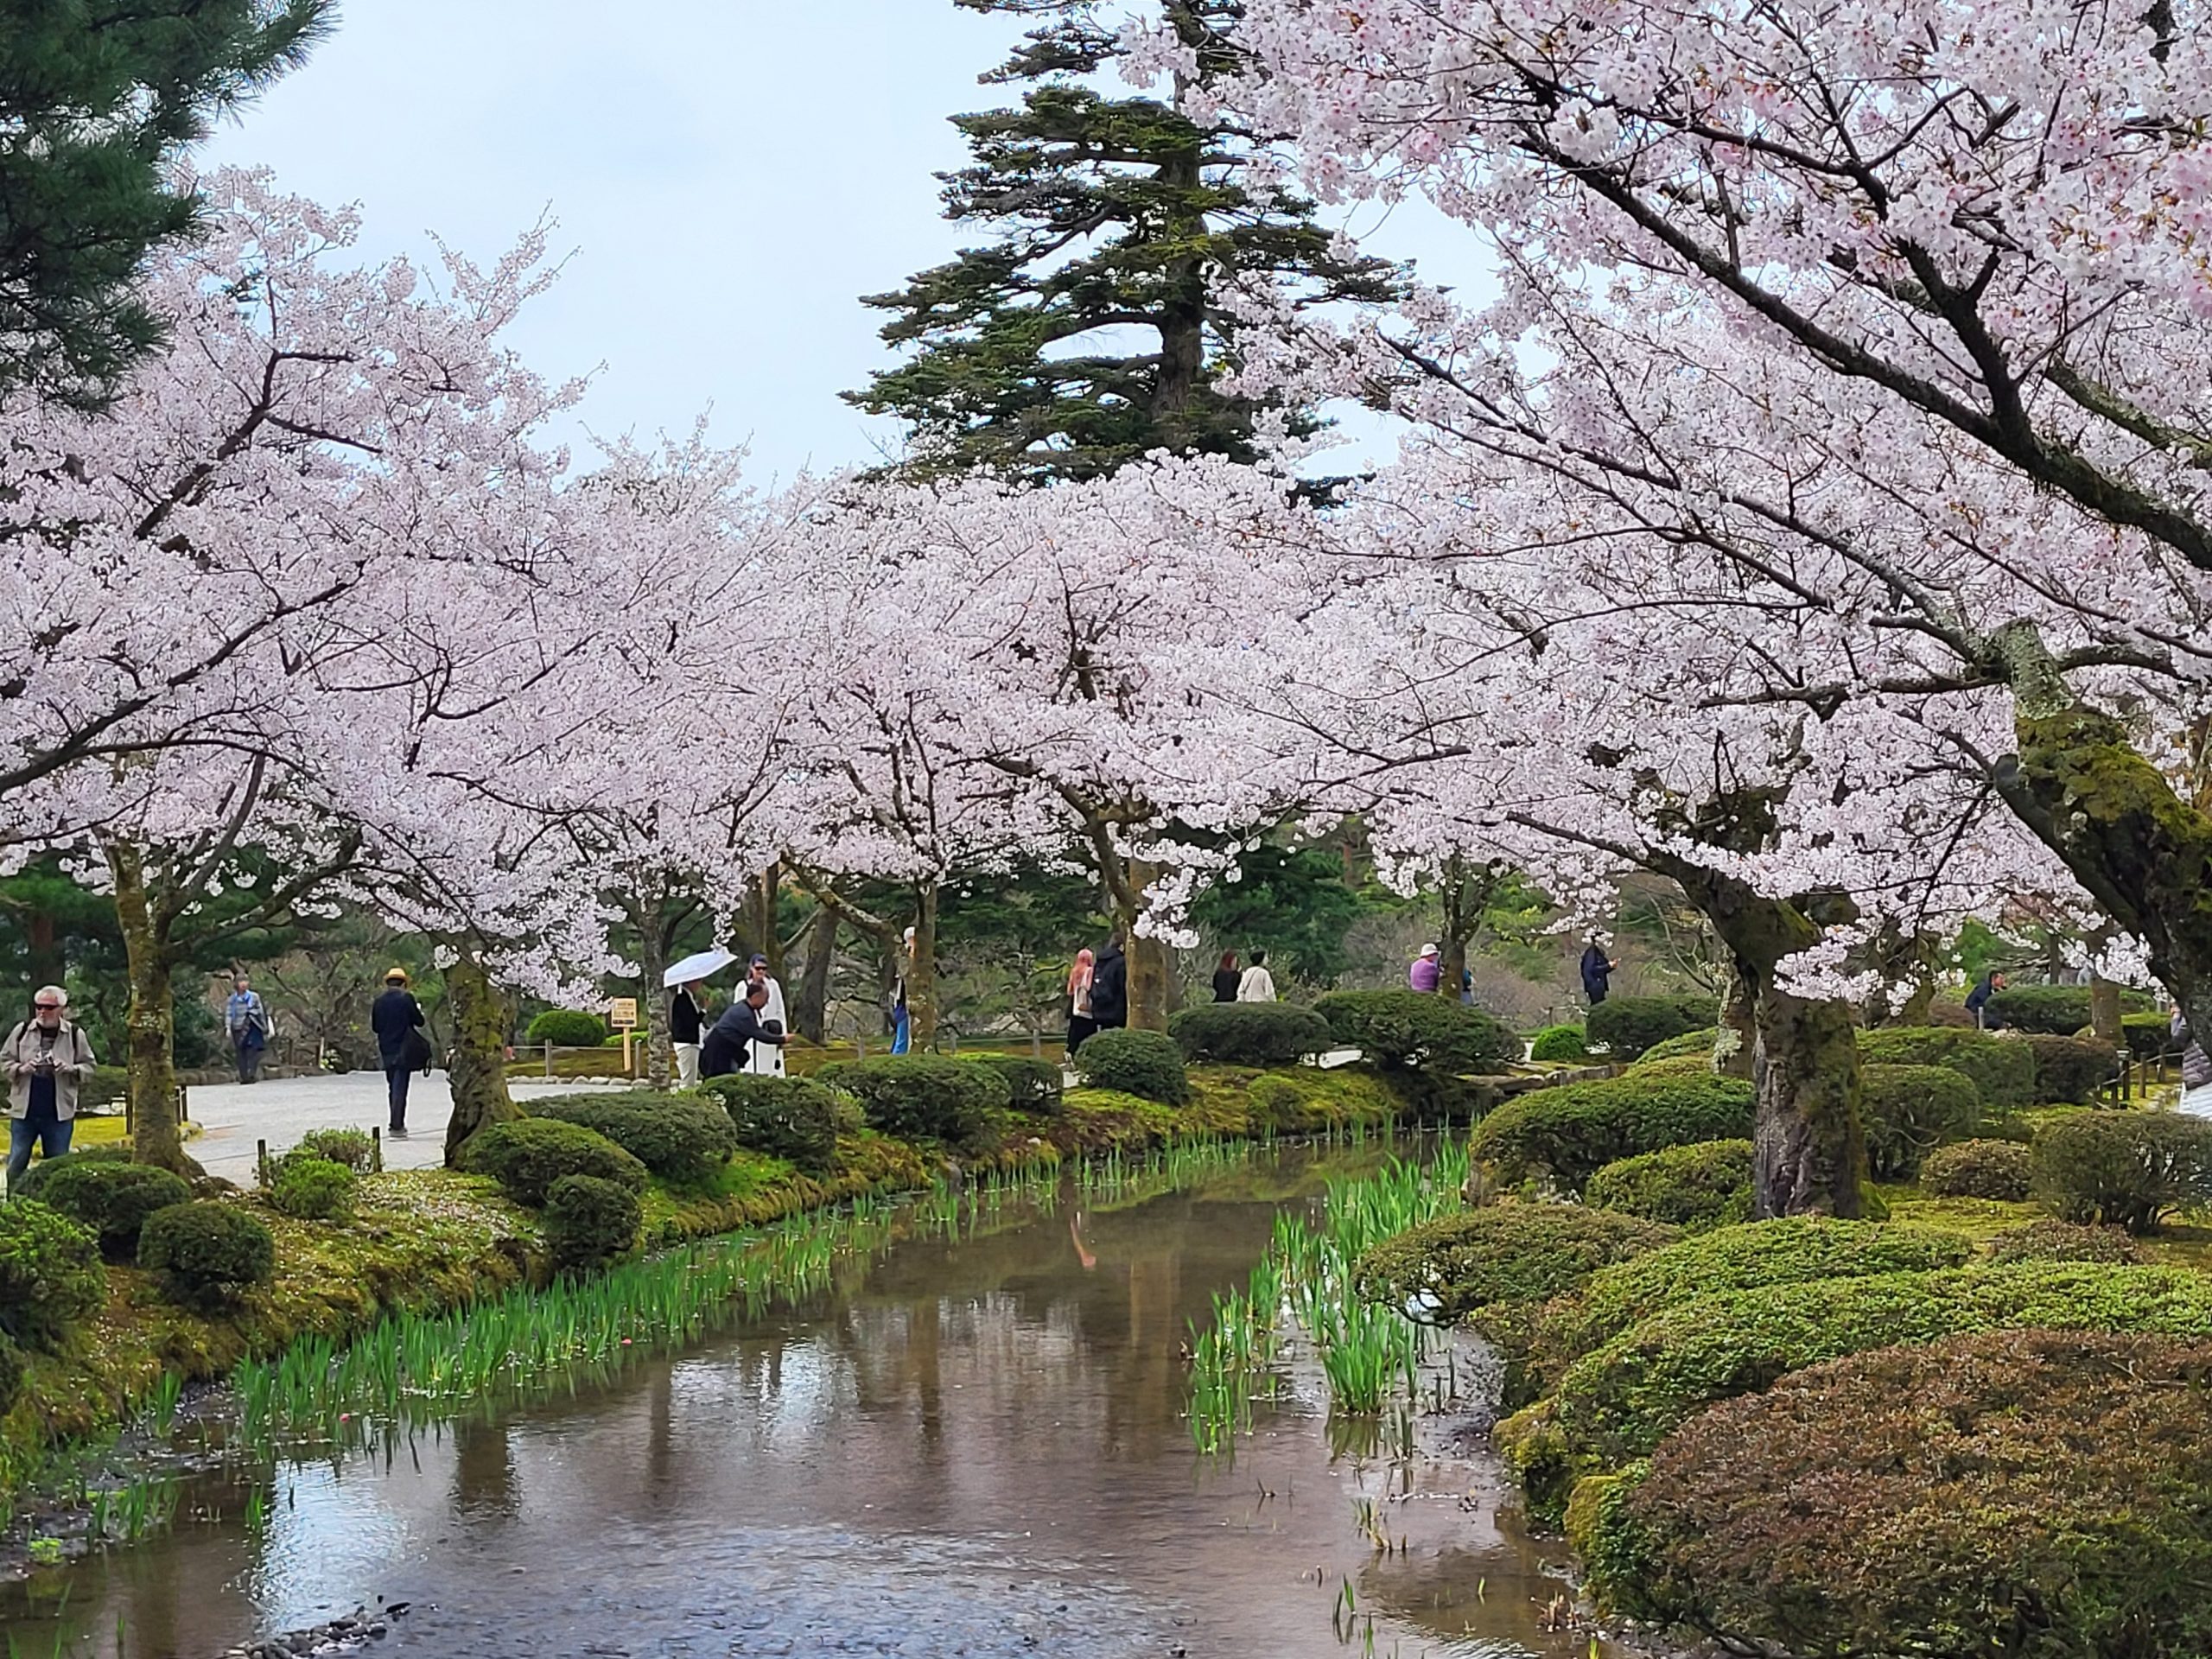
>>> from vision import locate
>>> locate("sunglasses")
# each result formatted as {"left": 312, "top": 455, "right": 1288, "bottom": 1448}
{"left": 33, "top": 1003, "right": 60, "bottom": 1012}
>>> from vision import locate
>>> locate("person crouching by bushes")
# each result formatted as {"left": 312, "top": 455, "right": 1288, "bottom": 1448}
{"left": 1965, "top": 969, "right": 2008, "bottom": 1030}
{"left": 1409, "top": 943, "right": 1441, "bottom": 994}
{"left": 702, "top": 980, "right": 786, "bottom": 1078}
{"left": 2175, "top": 1006, "right": 2211, "bottom": 1114}
{"left": 1066, "top": 949, "right": 1096, "bottom": 1054}
{"left": 5, "top": 987, "right": 93, "bottom": 1188}
{"left": 371, "top": 968, "right": 427, "bottom": 1138}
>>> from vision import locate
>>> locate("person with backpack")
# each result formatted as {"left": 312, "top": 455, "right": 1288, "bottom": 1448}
{"left": 371, "top": 967, "right": 428, "bottom": 1138}
{"left": 6, "top": 988, "right": 94, "bottom": 1186}
{"left": 1089, "top": 936, "right": 1129, "bottom": 1033}
{"left": 225, "top": 973, "right": 270, "bottom": 1084}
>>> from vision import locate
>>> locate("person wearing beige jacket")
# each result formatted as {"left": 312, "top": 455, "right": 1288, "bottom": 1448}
{"left": 6, "top": 987, "right": 95, "bottom": 1187}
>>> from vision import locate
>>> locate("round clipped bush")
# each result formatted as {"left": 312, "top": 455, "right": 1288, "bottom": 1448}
{"left": 2020, "top": 1033, "right": 2120, "bottom": 1104}
{"left": 1071, "top": 1028, "right": 1188, "bottom": 1105}
{"left": 543, "top": 1173, "right": 642, "bottom": 1274}
{"left": 526, "top": 1092, "right": 738, "bottom": 1183}
{"left": 31, "top": 1160, "right": 193, "bottom": 1259}
{"left": 1584, "top": 1141, "right": 1753, "bottom": 1231}
{"left": 1920, "top": 1137, "right": 2032, "bottom": 1200}
{"left": 1982, "top": 983, "right": 2099, "bottom": 1034}
{"left": 1986, "top": 1218, "right": 2141, "bottom": 1265}
{"left": 460, "top": 1119, "right": 649, "bottom": 1208}
{"left": 1859, "top": 1062, "right": 1980, "bottom": 1180}
{"left": 814, "top": 1055, "right": 1009, "bottom": 1147}
{"left": 1166, "top": 1001, "right": 1332, "bottom": 1067}
{"left": 961, "top": 1052, "right": 1064, "bottom": 1115}
{"left": 1584, "top": 996, "right": 1716, "bottom": 1061}
{"left": 1854, "top": 1027, "right": 2036, "bottom": 1112}
{"left": 292, "top": 1128, "right": 376, "bottom": 1173}
{"left": 1628, "top": 1027, "right": 1719, "bottom": 1068}
{"left": 7, "top": 1143, "right": 131, "bottom": 1203}
{"left": 267, "top": 1154, "right": 355, "bottom": 1221}
{"left": 523, "top": 1008, "right": 607, "bottom": 1048}
{"left": 1312, "top": 990, "right": 1517, "bottom": 1075}
{"left": 1467, "top": 1073, "right": 1754, "bottom": 1192}
{"left": 1351, "top": 1205, "right": 1676, "bottom": 1325}
{"left": 1527, "top": 1024, "right": 1589, "bottom": 1064}
{"left": 2031, "top": 1109, "right": 2212, "bottom": 1234}
{"left": 137, "top": 1201, "right": 276, "bottom": 1310}
{"left": 0, "top": 1199, "right": 106, "bottom": 1351}
{"left": 701, "top": 1074, "right": 846, "bottom": 1171}
{"left": 1586, "top": 1331, "right": 2212, "bottom": 1657}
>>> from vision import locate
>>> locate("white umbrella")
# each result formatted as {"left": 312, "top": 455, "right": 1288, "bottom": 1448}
{"left": 662, "top": 948, "right": 737, "bottom": 988}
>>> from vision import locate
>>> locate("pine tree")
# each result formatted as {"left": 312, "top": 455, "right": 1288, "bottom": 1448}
{"left": 0, "top": 0, "right": 331, "bottom": 410}
{"left": 847, "top": 0, "right": 1400, "bottom": 482}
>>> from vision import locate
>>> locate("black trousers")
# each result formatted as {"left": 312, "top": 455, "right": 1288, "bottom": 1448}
{"left": 385, "top": 1063, "right": 412, "bottom": 1128}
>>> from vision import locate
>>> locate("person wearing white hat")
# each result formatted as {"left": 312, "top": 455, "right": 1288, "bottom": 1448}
{"left": 1408, "top": 943, "right": 1442, "bottom": 994}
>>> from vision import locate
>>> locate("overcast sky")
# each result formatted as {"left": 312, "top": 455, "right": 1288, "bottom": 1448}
{"left": 201, "top": 2, "right": 1495, "bottom": 485}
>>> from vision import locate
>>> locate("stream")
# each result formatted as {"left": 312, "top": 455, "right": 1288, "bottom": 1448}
{"left": 0, "top": 1147, "right": 1611, "bottom": 1659}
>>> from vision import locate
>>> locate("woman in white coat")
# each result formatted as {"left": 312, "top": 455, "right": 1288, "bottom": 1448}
{"left": 745, "top": 954, "right": 788, "bottom": 1076}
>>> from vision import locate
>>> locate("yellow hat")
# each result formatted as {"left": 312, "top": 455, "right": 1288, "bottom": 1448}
{"left": 385, "top": 966, "right": 410, "bottom": 985}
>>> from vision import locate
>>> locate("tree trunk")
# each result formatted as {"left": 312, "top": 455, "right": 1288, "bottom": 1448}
{"left": 2089, "top": 974, "right": 2124, "bottom": 1043}
{"left": 106, "top": 842, "right": 194, "bottom": 1175}
{"left": 1123, "top": 855, "right": 1174, "bottom": 1031}
{"left": 1715, "top": 962, "right": 1757, "bottom": 1080}
{"left": 24, "top": 908, "right": 60, "bottom": 995}
{"left": 751, "top": 864, "right": 785, "bottom": 982}
{"left": 906, "top": 881, "right": 940, "bottom": 1051}
{"left": 1436, "top": 855, "right": 1472, "bottom": 999}
{"left": 793, "top": 906, "right": 836, "bottom": 1044}
{"left": 443, "top": 950, "right": 521, "bottom": 1166}
{"left": 637, "top": 901, "right": 672, "bottom": 1089}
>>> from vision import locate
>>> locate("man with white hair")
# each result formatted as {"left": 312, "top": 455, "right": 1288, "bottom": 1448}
{"left": 5, "top": 987, "right": 95, "bottom": 1186}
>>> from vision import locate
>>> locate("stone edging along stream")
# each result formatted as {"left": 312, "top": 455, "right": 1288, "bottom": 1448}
{"left": 0, "top": 1063, "right": 1415, "bottom": 1520}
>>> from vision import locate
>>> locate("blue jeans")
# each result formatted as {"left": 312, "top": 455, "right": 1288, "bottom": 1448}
{"left": 8, "top": 1116, "right": 73, "bottom": 1187}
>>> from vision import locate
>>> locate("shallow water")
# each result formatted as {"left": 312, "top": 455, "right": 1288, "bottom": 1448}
{"left": 0, "top": 1151, "right": 1610, "bottom": 1659}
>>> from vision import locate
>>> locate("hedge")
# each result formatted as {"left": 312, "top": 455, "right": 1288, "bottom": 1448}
{"left": 962, "top": 1052, "right": 1064, "bottom": 1115}
{"left": 1584, "top": 1332, "right": 2212, "bottom": 1657}
{"left": 1071, "top": 1029, "right": 1187, "bottom": 1105}
{"left": 1854, "top": 1027, "right": 2036, "bottom": 1112}
{"left": 1583, "top": 1141, "right": 1753, "bottom": 1231}
{"left": 137, "top": 1201, "right": 276, "bottom": 1310}
{"left": 0, "top": 1200, "right": 105, "bottom": 1353}
{"left": 1585, "top": 996, "right": 1716, "bottom": 1061}
{"left": 1311, "top": 991, "right": 1516, "bottom": 1076}
{"left": 268, "top": 1154, "right": 356, "bottom": 1221}
{"left": 1986, "top": 1218, "right": 2141, "bottom": 1265}
{"left": 1983, "top": 983, "right": 2154, "bottom": 1036}
{"left": 1628, "top": 1027, "right": 1719, "bottom": 1068}
{"left": 526, "top": 1092, "right": 738, "bottom": 1183}
{"left": 2124, "top": 1010, "right": 2177, "bottom": 1062}
{"left": 1527, "top": 1024, "right": 1588, "bottom": 1064}
{"left": 701, "top": 1075, "right": 846, "bottom": 1172}
{"left": 293, "top": 1128, "right": 377, "bottom": 1173}
{"left": 29, "top": 1160, "right": 192, "bottom": 1258}
{"left": 1920, "top": 1138, "right": 2032, "bottom": 1200}
{"left": 2031, "top": 1109, "right": 2212, "bottom": 1233}
{"left": 815, "top": 1055, "right": 1008, "bottom": 1148}
{"left": 1859, "top": 1062, "right": 1980, "bottom": 1180}
{"left": 1167, "top": 1001, "right": 1332, "bottom": 1067}
{"left": 543, "top": 1173, "right": 642, "bottom": 1274}
{"left": 1351, "top": 1205, "right": 1676, "bottom": 1326}
{"left": 2020, "top": 1033, "right": 2120, "bottom": 1104}
{"left": 461, "top": 1119, "right": 650, "bottom": 1207}
{"left": 1467, "top": 1073, "right": 1754, "bottom": 1191}
{"left": 524, "top": 1008, "right": 607, "bottom": 1047}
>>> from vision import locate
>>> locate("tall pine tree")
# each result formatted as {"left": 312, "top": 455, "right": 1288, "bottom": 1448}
{"left": 847, "top": 1, "right": 1399, "bottom": 482}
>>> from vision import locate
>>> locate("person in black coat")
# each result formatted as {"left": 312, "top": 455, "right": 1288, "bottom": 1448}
{"left": 701, "top": 982, "right": 785, "bottom": 1079}
{"left": 370, "top": 967, "right": 427, "bottom": 1135}
{"left": 1580, "top": 941, "right": 1617, "bottom": 1007}
{"left": 1089, "top": 938, "right": 1129, "bottom": 1031}
{"left": 1211, "top": 951, "right": 1240, "bottom": 1004}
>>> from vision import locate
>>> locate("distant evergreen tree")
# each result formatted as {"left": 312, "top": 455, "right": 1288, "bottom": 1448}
{"left": 0, "top": 0, "right": 331, "bottom": 410}
{"left": 847, "top": 0, "right": 1400, "bottom": 482}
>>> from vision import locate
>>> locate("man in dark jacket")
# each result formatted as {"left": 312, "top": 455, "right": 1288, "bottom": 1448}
{"left": 1089, "top": 938, "right": 1129, "bottom": 1032}
{"left": 1580, "top": 941, "right": 1617, "bottom": 1006}
{"left": 1965, "top": 971, "right": 2007, "bottom": 1029}
{"left": 701, "top": 981, "right": 785, "bottom": 1079}
{"left": 371, "top": 967, "right": 426, "bottom": 1136}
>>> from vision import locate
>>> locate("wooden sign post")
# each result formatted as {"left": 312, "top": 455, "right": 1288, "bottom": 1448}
{"left": 609, "top": 997, "right": 639, "bottom": 1077}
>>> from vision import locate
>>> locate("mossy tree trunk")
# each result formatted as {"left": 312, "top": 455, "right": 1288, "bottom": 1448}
{"left": 791, "top": 906, "right": 836, "bottom": 1043}
{"left": 1436, "top": 854, "right": 1506, "bottom": 1001}
{"left": 1715, "top": 963, "right": 1757, "bottom": 1081}
{"left": 105, "top": 842, "right": 190, "bottom": 1175}
{"left": 1122, "top": 855, "right": 1174, "bottom": 1032}
{"left": 2089, "top": 974, "right": 2125, "bottom": 1044}
{"left": 442, "top": 950, "right": 521, "bottom": 1166}
{"left": 906, "top": 880, "right": 940, "bottom": 1051}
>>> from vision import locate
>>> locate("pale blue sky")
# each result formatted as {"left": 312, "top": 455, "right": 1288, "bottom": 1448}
{"left": 202, "top": 2, "right": 1493, "bottom": 484}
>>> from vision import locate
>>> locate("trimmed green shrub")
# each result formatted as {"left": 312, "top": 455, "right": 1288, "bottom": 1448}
{"left": 1312, "top": 991, "right": 1516, "bottom": 1075}
{"left": 526, "top": 1092, "right": 738, "bottom": 1183}
{"left": 460, "top": 1119, "right": 649, "bottom": 1207}
{"left": 1468, "top": 1073, "right": 1754, "bottom": 1191}
{"left": 7, "top": 1144, "right": 130, "bottom": 1203}
{"left": 1854, "top": 1027, "right": 2036, "bottom": 1112}
{"left": 1071, "top": 1029, "right": 1188, "bottom": 1105}
{"left": 1351, "top": 1205, "right": 1676, "bottom": 1325}
{"left": 1586, "top": 1332, "right": 2212, "bottom": 1657}
{"left": 1920, "top": 1138, "right": 2032, "bottom": 1200}
{"left": 2124, "top": 1010, "right": 2177, "bottom": 1062}
{"left": 31, "top": 1160, "right": 192, "bottom": 1259}
{"left": 137, "top": 1201, "right": 276, "bottom": 1309}
{"left": 268, "top": 1154, "right": 355, "bottom": 1221}
{"left": 1584, "top": 1141, "right": 1753, "bottom": 1231}
{"left": 1628, "top": 1054, "right": 1713, "bottom": 1079}
{"left": 0, "top": 1200, "right": 105, "bottom": 1351}
{"left": 1986, "top": 1218, "right": 2141, "bottom": 1265}
{"left": 1167, "top": 1001, "right": 1332, "bottom": 1067}
{"left": 815, "top": 1055, "right": 1009, "bottom": 1147}
{"left": 523, "top": 1008, "right": 606, "bottom": 1047}
{"left": 2031, "top": 1109, "right": 2212, "bottom": 1233}
{"left": 1527, "top": 1024, "right": 1589, "bottom": 1064}
{"left": 1629, "top": 1027, "right": 1719, "bottom": 1068}
{"left": 1983, "top": 983, "right": 2097, "bottom": 1034}
{"left": 1859, "top": 1062, "right": 1980, "bottom": 1180}
{"left": 961, "top": 1052, "right": 1065, "bottom": 1115}
{"left": 543, "top": 1173, "right": 641, "bottom": 1274}
{"left": 2020, "top": 1033, "right": 2120, "bottom": 1104}
{"left": 292, "top": 1128, "right": 377, "bottom": 1173}
{"left": 1585, "top": 996, "right": 1715, "bottom": 1061}
{"left": 701, "top": 1075, "right": 845, "bottom": 1172}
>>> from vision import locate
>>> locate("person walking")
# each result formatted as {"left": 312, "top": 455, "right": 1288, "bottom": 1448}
{"left": 1408, "top": 944, "right": 1441, "bottom": 994}
{"left": 1066, "top": 949, "right": 1097, "bottom": 1054}
{"left": 371, "top": 968, "right": 427, "bottom": 1138}
{"left": 702, "top": 981, "right": 785, "bottom": 1079}
{"left": 1965, "top": 970, "right": 2008, "bottom": 1030}
{"left": 1236, "top": 950, "right": 1277, "bottom": 1003}
{"left": 225, "top": 973, "right": 270, "bottom": 1084}
{"left": 1580, "top": 940, "right": 1618, "bottom": 1007}
{"left": 6, "top": 988, "right": 93, "bottom": 1188}
{"left": 1211, "top": 951, "right": 1240, "bottom": 1004}
{"left": 890, "top": 926, "right": 915, "bottom": 1055}
{"left": 744, "top": 955, "right": 788, "bottom": 1077}
{"left": 1090, "top": 936, "right": 1129, "bottom": 1033}
{"left": 670, "top": 979, "right": 708, "bottom": 1086}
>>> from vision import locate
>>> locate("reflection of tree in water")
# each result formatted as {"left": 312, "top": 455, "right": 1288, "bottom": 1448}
{"left": 452, "top": 1414, "right": 520, "bottom": 1521}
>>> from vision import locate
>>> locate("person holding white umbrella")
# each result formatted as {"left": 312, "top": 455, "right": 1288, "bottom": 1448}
{"left": 744, "top": 953, "right": 787, "bottom": 1076}
{"left": 663, "top": 948, "right": 737, "bottom": 1086}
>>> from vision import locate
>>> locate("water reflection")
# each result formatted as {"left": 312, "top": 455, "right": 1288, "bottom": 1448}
{"left": 1, "top": 1152, "right": 1610, "bottom": 1659}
